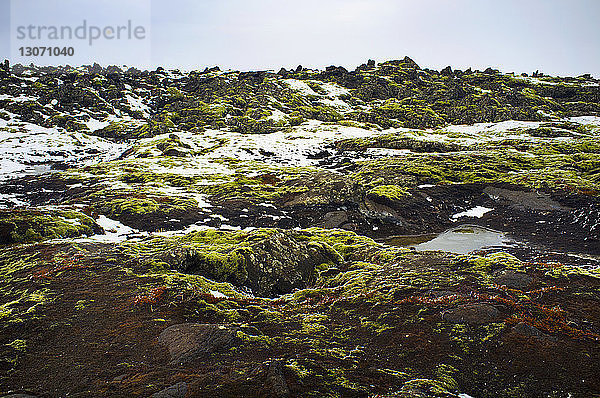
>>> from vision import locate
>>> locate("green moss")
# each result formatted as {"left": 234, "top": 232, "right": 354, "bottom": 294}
{"left": 400, "top": 378, "right": 454, "bottom": 396}
{"left": 301, "top": 313, "right": 330, "bottom": 335}
{"left": 47, "top": 114, "right": 88, "bottom": 131}
{"left": 199, "top": 171, "right": 311, "bottom": 204}
{"left": 0, "top": 288, "right": 53, "bottom": 325}
{"left": 367, "top": 184, "right": 410, "bottom": 202}
{"left": 235, "top": 330, "right": 273, "bottom": 346}
{"left": 6, "top": 339, "right": 26, "bottom": 351}
{"left": 102, "top": 197, "right": 160, "bottom": 216}
{"left": 434, "top": 364, "right": 459, "bottom": 391}
{"left": 74, "top": 300, "right": 93, "bottom": 310}
{"left": 448, "top": 322, "right": 506, "bottom": 354}
{"left": 285, "top": 359, "right": 312, "bottom": 380}
{"left": 296, "top": 228, "right": 380, "bottom": 260}
{"left": 455, "top": 252, "right": 523, "bottom": 274}
{"left": 98, "top": 195, "right": 197, "bottom": 218}
{"left": 360, "top": 318, "right": 393, "bottom": 335}
{"left": 0, "top": 210, "right": 99, "bottom": 244}
{"left": 352, "top": 148, "right": 600, "bottom": 193}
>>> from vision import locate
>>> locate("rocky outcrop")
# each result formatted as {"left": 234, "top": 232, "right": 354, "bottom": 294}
{"left": 170, "top": 229, "right": 342, "bottom": 297}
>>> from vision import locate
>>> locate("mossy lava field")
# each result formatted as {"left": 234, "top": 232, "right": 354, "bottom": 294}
{"left": 0, "top": 58, "right": 600, "bottom": 397}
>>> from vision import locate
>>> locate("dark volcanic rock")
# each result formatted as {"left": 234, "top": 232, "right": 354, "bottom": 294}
{"left": 321, "top": 210, "right": 349, "bottom": 228}
{"left": 493, "top": 270, "right": 533, "bottom": 290}
{"left": 158, "top": 323, "right": 240, "bottom": 364}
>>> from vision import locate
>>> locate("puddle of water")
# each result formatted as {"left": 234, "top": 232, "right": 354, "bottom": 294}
{"left": 386, "top": 225, "right": 515, "bottom": 254}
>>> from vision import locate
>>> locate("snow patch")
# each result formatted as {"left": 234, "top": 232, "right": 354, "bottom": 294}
{"left": 209, "top": 290, "right": 227, "bottom": 298}
{"left": 452, "top": 206, "right": 493, "bottom": 220}
{"left": 82, "top": 215, "right": 139, "bottom": 243}
{"left": 283, "top": 79, "right": 318, "bottom": 96}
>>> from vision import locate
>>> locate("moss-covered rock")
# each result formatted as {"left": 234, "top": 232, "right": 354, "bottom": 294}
{"left": 0, "top": 209, "right": 101, "bottom": 244}
{"left": 121, "top": 228, "right": 343, "bottom": 296}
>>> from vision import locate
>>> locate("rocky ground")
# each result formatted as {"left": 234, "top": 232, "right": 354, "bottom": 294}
{"left": 0, "top": 58, "right": 599, "bottom": 397}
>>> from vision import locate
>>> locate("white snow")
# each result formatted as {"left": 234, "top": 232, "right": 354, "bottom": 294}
{"left": 153, "top": 223, "right": 213, "bottom": 237}
{"left": 0, "top": 94, "right": 39, "bottom": 102}
{"left": 443, "top": 120, "right": 543, "bottom": 136}
{"left": 452, "top": 206, "right": 493, "bottom": 220}
{"left": 209, "top": 290, "right": 227, "bottom": 298}
{"left": 265, "top": 108, "right": 288, "bottom": 122}
{"left": 319, "top": 82, "right": 350, "bottom": 97}
{"left": 0, "top": 122, "right": 127, "bottom": 181}
{"left": 283, "top": 79, "right": 352, "bottom": 111}
{"left": 0, "top": 192, "right": 28, "bottom": 207}
{"left": 203, "top": 122, "right": 398, "bottom": 168}
{"left": 364, "top": 148, "right": 411, "bottom": 157}
{"left": 568, "top": 116, "right": 600, "bottom": 126}
{"left": 319, "top": 97, "right": 352, "bottom": 111}
{"left": 81, "top": 215, "right": 139, "bottom": 243}
{"left": 84, "top": 118, "right": 110, "bottom": 132}
{"left": 125, "top": 94, "right": 151, "bottom": 118}
{"left": 282, "top": 79, "right": 318, "bottom": 96}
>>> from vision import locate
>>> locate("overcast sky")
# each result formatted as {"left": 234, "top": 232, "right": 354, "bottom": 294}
{"left": 2, "top": 0, "right": 599, "bottom": 76}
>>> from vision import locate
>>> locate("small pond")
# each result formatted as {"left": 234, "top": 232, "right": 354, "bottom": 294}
{"left": 385, "top": 225, "right": 515, "bottom": 254}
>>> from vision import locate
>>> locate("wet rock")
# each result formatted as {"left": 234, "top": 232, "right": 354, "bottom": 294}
{"left": 442, "top": 303, "right": 501, "bottom": 324}
{"left": 427, "top": 290, "right": 460, "bottom": 299}
{"left": 493, "top": 270, "right": 532, "bottom": 290}
{"left": 150, "top": 382, "right": 188, "bottom": 398}
{"left": 0, "top": 60, "right": 9, "bottom": 78}
{"left": 280, "top": 171, "right": 358, "bottom": 207}
{"left": 306, "top": 149, "right": 331, "bottom": 159}
{"left": 238, "top": 71, "right": 268, "bottom": 83}
{"left": 158, "top": 323, "right": 240, "bottom": 364}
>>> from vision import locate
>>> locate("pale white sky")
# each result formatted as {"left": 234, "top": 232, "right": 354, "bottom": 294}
{"left": 2, "top": 0, "right": 599, "bottom": 76}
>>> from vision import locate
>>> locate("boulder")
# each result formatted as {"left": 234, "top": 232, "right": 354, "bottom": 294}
{"left": 493, "top": 270, "right": 532, "bottom": 290}
{"left": 321, "top": 211, "right": 349, "bottom": 228}
{"left": 174, "top": 230, "right": 342, "bottom": 297}
{"left": 158, "top": 323, "right": 240, "bottom": 364}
